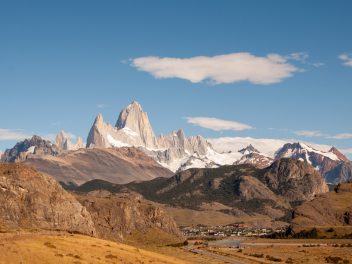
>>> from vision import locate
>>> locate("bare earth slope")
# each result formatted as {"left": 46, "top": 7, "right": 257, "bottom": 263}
{"left": 291, "top": 183, "right": 352, "bottom": 234}
{"left": 24, "top": 147, "right": 173, "bottom": 185}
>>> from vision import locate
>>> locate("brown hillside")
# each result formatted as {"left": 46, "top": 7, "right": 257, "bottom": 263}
{"left": 24, "top": 147, "right": 173, "bottom": 185}
{"left": 291, "top": 183, "right": 352, "bottom": 233}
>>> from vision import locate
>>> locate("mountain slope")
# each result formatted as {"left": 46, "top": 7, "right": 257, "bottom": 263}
{"left": 24, "top": 147, "right": 173, "bottom": 185}
{"left": 73, "top": 159, "right": 328, "bottom": 223}
{"left": 275, "top": 142, "right": 350, "bottom": 184}
{"left": 291, "top": 183, "right": 352, "bottom": 235}
{"left": 0, "top": 163, "right": 95, "bottom": 235}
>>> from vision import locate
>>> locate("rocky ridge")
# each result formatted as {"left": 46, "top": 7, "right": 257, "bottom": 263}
{"left": 0, "top": 135, "right": 60, "bottom": 162}
{"left": 73, "top": 158, "right": 329, "bottom": 224}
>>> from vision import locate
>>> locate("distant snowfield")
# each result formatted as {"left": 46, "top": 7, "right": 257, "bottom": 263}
{"left": 207, "top": 137, "right": 334, "bottom": 158}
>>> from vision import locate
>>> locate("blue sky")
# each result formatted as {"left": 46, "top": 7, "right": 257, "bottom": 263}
{"left": 0, "top": 0, "right": 352, "bottom": 156}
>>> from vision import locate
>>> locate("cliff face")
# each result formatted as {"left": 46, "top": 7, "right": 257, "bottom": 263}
{"left": 75, "top": 191, "right": 182, "bottom": 243}
{"left": 0, "top": 163, "right": 95, "bottom": 235}
{"left": 0, "top": 163, "right": 183, "bottom": 245}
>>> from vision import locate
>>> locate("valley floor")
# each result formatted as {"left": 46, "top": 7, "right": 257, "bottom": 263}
{"left": 188, "top": 238, "right": 352, "bottom": 264}
{"left": 1, "top": 232, "right": 352, "bottom": 264}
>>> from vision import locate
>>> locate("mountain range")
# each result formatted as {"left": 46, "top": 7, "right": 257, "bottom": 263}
{"left": 71, "top": 158, "right": 329, "bottom": 228}
{"left": 1, "top": 101, "right": 351, "bottom": 184}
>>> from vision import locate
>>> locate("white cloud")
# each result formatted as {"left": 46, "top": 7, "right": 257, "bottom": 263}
{"left": 186, "top": 117, "right": 253, "bottom": 131}
{"left": 332, "top": 133, "right": 352, "bottom": 140}
{"left": 0, "top": 129, "right": 32, "bottom": 141}
{"left": 294, "top": 130, "right": 325, "bottom": 137}
{"left": 339, "top": 53, "right": 352, "bottom": 67}
{"left": 131, "top": 52, "right": 298, "bottom": 85}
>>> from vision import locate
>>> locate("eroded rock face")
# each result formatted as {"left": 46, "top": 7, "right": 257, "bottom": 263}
{"left": 0, "top": 163, "right": 96, "bottom": 235}
{"left": 75, "top": 191, "right": 182, "bottom": 242}
{"left": 263, "top": 158, "right": 329, "bottom": 202}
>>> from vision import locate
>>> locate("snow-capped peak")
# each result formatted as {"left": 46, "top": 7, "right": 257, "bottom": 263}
{"left": 238, "top": 144, "right": 260, "bottom": 155}
{"left": 275, "top": 142, "right": 340, "bottom": 162}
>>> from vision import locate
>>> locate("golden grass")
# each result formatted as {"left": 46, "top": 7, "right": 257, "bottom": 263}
{"left": 0, "top": 233, "right": 189, "bottom": 264}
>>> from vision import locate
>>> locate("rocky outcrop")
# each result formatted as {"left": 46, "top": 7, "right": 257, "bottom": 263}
{"left": 0, "top": 135, "right": 59, "bottom": 162}
{"left": 263, "top": 158, "right": 329, "bottom": 202}
{"left": 0, "top": 163, "right": 95, "bottom": 235}
{"left": 24, "top": 147, "right": 173, "bottom": 185}
{"left": 55, "top": 131, "right": 84, "bottom": 151}
{"left": 75, "top": 191, "right": 182, "bottom": 242}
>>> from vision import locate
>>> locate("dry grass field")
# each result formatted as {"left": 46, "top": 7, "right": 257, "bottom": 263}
{"left": 0, "top": 232, "right": 188, "bottom": 264}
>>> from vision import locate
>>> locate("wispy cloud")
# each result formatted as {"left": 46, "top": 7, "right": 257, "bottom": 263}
{"left": 0, "top": 129, "right": 32, "bottom": 141}
{"left": 293, "top": 129, "right": 352, "bottom": 140}
{"left": 338, "top": 53, "right": 352, "bottom": 67}
{"left": 286, "top": 52, "right": 324, "bottom": 68}
{"left": 186, "top": 117, "right": 253, "bottom": 131}
{"left": 331, "top": 133, "right": 352, "bottom": 140}
{"left": 96, "top": 104, "right": 107, "bottom": 108}
{"left": 131, "top": 52, "right": 299, "bottom": 85}
{"left": 294, "top": 130, "right": 325, "bottom": 137}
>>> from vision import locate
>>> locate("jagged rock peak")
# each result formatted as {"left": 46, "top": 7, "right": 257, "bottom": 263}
{"left": 238, "top": 144, "right": 260, "bottom": 154}
{"left": 56, "top": 130, "right": 84, "bottom": 151}
{"left": 1, "top": 135, "right": 59, "bottom": 162}
{"left": 115, "top": 101, "right": 156, "bottom": 146}
{"left": 94, "top": 113, "right": 104, "bottom": 126}
{"left": 329, "top": 146, "right": 348, "bottom": 161}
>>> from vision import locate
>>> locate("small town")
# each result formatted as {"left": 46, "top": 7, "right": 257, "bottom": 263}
{"left": 180, "top": 224, "right": 286, "bottom": 238}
